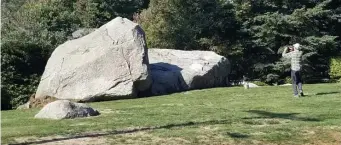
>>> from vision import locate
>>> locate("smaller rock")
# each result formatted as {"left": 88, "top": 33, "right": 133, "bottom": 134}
{"left": 183, "top": 92, "right": 192, "bottom": 95}
{"left": 242, "top": 81, "right": 259, "bottom": 88}
{"left": 35, "top": 100, "right": 99, "bottom": 119}
{"left": 248, "top": 83, "right": 259, "bottom": 88}
{"left": 16, "top": 102, "right": 30, "bottom": 110}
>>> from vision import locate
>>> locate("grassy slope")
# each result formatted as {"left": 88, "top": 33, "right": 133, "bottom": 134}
{"left": 1, "top": 83, "right": 341, "bottom": 144}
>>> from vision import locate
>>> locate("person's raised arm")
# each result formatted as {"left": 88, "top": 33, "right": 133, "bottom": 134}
{"left": 282, "top": 46, "right": 291, "bottom": 58}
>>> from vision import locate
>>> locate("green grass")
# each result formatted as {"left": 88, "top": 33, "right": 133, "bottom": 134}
{"left": 2, "top": 83, "right": 341, "bottom": 144}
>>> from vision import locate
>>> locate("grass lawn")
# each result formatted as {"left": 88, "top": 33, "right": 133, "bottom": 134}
{"left": 1, "top": 83, "right": 341, "bottom": 144}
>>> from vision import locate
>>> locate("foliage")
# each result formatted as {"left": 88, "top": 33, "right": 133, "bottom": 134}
{"left": 330, "top": 57, "right": 341, "bottom": 79}
{"left": 1, "top": 0, "right": 81, "bottom": 109}
{"left": 284, "top": 77, "right": 292, "bottom": 84}
{"left": 264, "top": 74, "right": 280, "bottom": 85}
{"left": 92, "top": 0, "right": 149, "bottom": 27}
{"left": 233, "top": 0, "right": 341, "bottom": 81}
{"left": 1, "top": 41, "right": 48, "bottom": 109}
{"left": 139, "top": 0, "right": 237, "bottom": 51}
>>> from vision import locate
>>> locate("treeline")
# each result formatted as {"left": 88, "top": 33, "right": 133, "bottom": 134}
{"left": 1, "top": 0, "right": 341, "bottom": 109}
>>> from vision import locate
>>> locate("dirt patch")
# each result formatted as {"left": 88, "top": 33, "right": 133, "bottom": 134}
{"left": 302, "top": 130, "right": 316, "bottom": 136}
{"left": 11, "top": 129, "right": 190, "bottom": 145}
{"left": 99, "top": 109, "right": 133, "bottom": 115}
{"left": 302, "top": 129, "right": 341, "bottom": 145}
{"left": 11, "top": 126, "right": 341, "bottom": 145}
{"left": 16, "top": 94, "right": 59, "bottom": 110}
{"left": 325, "top": 125, "right": 341, "bottom": 130}
{"left": 328, "top": 130, "right": 341, "bottom": 144}
{"left": 243, "top": 118, "right": 290, "bottom": 127}
{"left": 14, "top": 135, "right": 108, "bottom": 145}
{"left": 108, "top": 131, "right": 191, "bottom": 145}
{"left": 161, "top": 103, "right": 184, "bottom": 107}
{"left": 29, "top": 95, "right": 58, "bottom": 108}
{"left": 100, "top": 109, "right": 118, "bottom": 114}
{"left": 199, "top": 125, "right": 219, "bottom": 131}
{"left": 250, "top": 132, "right": 267, "bottom": 136}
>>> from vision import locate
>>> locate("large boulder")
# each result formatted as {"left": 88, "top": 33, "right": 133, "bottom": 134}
{"left": 71, "top": 28, "right": 96, "bottom": 39}
{"left": 148, "top": 49, "right": 230, "bottom": 95}
{"left": 34, "top": 100, "right": 99, "bottom": 119}
{"left": 35, "top": 17, "right": 151, "bottom": 101}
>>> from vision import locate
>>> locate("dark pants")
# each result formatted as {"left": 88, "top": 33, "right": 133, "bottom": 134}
{"left": 291, "top": 70, "right": 303, "bottom": 95}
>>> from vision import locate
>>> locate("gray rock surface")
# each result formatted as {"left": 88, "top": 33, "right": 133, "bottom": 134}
{"left": 35, "top": 17, "right": 151, "bottom": 101}
{"left": 249, "top": 83, "right": 259, "bottom": 88}
{"left": 148, "top": 49, "right": 230, "bottom": 95}
{"left": 242, "top": 82, "right": 260, "bottom": 88}
{"left": 71, "top": 28, "right": 96, "bottom": 39}
{"left": 16, "top": 102, "right": 30, "bottom": 110}
{"left": 34, "top": 100, "right": 99, "bottom": 119}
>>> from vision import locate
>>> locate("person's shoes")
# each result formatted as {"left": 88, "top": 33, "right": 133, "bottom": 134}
{"left": 300, "top": 92, "right": 304, "bottom": 97}
{"left": 294, "top": 95, "right": 299, "bottom": 98}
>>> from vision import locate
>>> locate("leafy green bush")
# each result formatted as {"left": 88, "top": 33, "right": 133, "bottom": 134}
{"left": 285, "top": 77, "right": 292, "bottom": 84}
{"left": 265, "top": 74, "right": 280, "bottom": 85}
{"left": 139, "top": 0, "right": 237, "bottom": 50}
{"left": 92, "top": 0, "right": 148, "bottom": 27}
{"left": 1, "top": 0, "right": 75, "bottom": 109}
{"left": 1, "top": 86, "right": 12, "bottom": 110}
{"left": 330, "top": 57, "right": 341, "bottom": 79}
{"left": 1, "top": 41, "right": 48, "bottom": 109}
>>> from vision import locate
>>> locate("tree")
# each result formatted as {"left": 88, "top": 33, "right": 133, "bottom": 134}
{"left": 1, "top": 0, "right": 78, "bottom": 109}
{"left": 232, "top": 0, "right": 340, "bottom": 82}
{"left": 139, "top": 0, "right": 237, "bottom": 51}
{"left": 91, "top": 0, "right": 149, "bottom": 27}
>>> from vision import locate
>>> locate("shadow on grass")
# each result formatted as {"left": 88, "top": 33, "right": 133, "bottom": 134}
{"left": 227, "top": 132, "right": 250, "bottom": 138}
{"left": 10, "top": 120, "right": 231, "bottom": 145}
{"left": 244, "top": 110, "right": 321, "bottom": 122}
{"left": 315, "top": 91, "right": 341, "bottom": 96}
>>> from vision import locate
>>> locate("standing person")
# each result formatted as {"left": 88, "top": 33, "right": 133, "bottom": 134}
{"left": 282, "top": 43, "right": 304, "bottom": 97}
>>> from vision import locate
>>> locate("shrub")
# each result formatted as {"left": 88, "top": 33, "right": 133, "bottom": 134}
{"left": 285, "top": 77, "right": 292, "bottom": 84}
{"left": 139, "top": 0, "right": 236, "bottom": 50}
{"left": 1, "top": 86, "right": 12, "bottom": 110}
{"left": 330, "top": 57, "right": 341, "bottom": 79}
{"left": 1, "top": 41, "right": 48, "bottom": 109}
{"left": 265, "top": 74, "right": 280, "bottom": 85}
